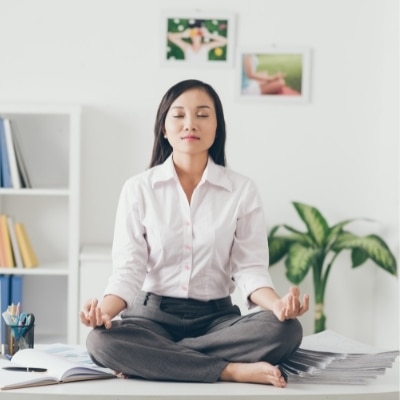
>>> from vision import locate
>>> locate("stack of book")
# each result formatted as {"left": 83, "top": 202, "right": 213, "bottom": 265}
{"left": 0, "top": 117, "right": 31, "bottom": 189}
{"left": 281, "top": 330, "right": 399, "bottom": 385}
{"left": 0, "top": 214, "right": 38, "bottom": 269}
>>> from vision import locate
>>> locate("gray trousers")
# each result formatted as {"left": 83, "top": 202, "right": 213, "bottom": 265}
{"left": 86, "top": 292, "right": 303, "bottom": 383}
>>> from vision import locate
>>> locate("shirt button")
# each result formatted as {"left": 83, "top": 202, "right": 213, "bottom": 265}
{"left": 185, "top": 244, "right": 191, "bottom": 250}
{"left": 181, "top": 285, "right": 188, "bottom": 291}
{"left": 185, "top": 265, "right": 190, "bottom": 270}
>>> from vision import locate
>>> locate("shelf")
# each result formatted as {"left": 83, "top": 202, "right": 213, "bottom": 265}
{"left": 0, "top": 104, "right": 81, "bottom": 344}
{"left": 0, "top": 188, "right": 70, "bottom": 196}
{"left": 0, "top": 262, "right": 69, "bottom": 276}
{"left": 0, "top": 103, "right": 80, "bottom": 115}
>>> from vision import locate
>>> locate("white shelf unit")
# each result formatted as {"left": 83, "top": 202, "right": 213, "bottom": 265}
{"left": 0, "top": 104, "right": 81, "bottom": 344}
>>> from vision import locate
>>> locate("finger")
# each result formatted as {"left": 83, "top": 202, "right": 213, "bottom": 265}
{"left": 291, "top": 293, "right": 298, "bottom": 311}
{"left": 104, "top": 318, "right": 112, "bottom": 329}
{"left": 95, "top": 307, "right": 104, "bottom": 326}
{"left": 289, "top": 294, "right": 299, "bottom": 317}
{"left": 300, "top": 294, "right": 310, "bottom": 314}
{"left": 274, "top": 303, "right": 286, "bottom": 322}
{"left": 79, "top": 310, "right": 90, "bottom": 326}
{"left": 290, "top": 286, "right": 300, "bottom": 298}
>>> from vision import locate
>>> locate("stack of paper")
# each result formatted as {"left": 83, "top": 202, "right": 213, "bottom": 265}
{"left": 281, "top": 330, "right": 399, "bottom": 385}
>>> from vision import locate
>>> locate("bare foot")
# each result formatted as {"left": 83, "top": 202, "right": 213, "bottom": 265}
{"left": 220, "top": 362, "right": 286, "bottom": 388}
{"left": 113, "top": 370, "right": 128, "bottom": 379}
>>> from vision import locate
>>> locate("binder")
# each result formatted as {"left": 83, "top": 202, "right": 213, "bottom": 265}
{"left": 10, "top": 275, "right": 23, "bottom": 306}
{"left": 0, "top": 275, "right": 10, "bottom": 344}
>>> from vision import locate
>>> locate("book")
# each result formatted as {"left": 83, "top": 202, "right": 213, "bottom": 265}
{"left": 3, "top": 119, "right": 21, "bottom": 189}
{"left": 9, "top": 121, "right": 31, "bottom": 189}
{"left": 281, "top": 330, "right": 400, "bottom": 385}
{"left": 14, "top": 223, "right": 38, "bottom": 268}
{"left": 0, "top": 275, "right": 10, "bottom": 344}
{"left": 0, "top": 219, "right": 7, "bottom": 267}
{"left": 6, "top": 216, "right": 23, "bottom": 268}
{"left": 0, "top": 347, "right": 115, "bottom": 390}
{"left": 0, "top": 119, "right": 12, "bottom": 188}
{"left": 0, "top": 215, "right": 14, "bottom": 267}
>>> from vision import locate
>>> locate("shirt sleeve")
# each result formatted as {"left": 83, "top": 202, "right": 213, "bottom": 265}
{"left": 230, "top": 179, "right": 275, "bottom": 309}
{"left": 103, "top": 179, "right": 148, "bottom": 309}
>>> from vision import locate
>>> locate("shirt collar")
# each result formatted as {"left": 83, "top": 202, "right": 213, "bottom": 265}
{"left": 151, "top": 155, "right": 232, "bottom": 192}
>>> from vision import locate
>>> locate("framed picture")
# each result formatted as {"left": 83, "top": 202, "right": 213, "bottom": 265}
{"left": 161, "top": 10, "right": 236, "bottom": 67}
{"left": 237, "top": 47, "right": 311, "bottom": 102}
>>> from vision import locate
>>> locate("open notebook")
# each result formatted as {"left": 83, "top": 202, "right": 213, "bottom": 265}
{"left": 0, "top": 347, "right": 115, "bottom": 390}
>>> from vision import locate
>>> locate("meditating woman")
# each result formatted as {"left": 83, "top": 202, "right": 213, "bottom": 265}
{"left": 80, "top": 79, "right": 309, "bottom": 387}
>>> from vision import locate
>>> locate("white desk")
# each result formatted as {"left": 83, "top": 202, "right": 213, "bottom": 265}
{"left": 0, "top": 359, "right": 398, "bottom": 400}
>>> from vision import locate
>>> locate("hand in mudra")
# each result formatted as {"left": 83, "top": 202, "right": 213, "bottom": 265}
{"left": 273, "top": 287, "right": 309, "bottom": 321}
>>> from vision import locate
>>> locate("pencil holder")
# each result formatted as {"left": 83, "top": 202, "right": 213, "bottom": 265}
{"left": 5, "top": 323, "right": 35, "bottom": 356}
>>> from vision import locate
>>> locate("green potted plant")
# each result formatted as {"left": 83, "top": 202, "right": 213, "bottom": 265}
{"left": 268, "top": 201, "right": 397, "bottom": 333}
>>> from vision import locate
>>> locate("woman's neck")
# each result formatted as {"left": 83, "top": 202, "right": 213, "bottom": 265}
{"left": 172, "top": 153, "right": 208, "bottom": 202}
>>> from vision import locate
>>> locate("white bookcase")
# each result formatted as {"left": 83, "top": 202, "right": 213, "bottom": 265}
{"left": 0, "top": 104, "right": 81, "bottom": 344}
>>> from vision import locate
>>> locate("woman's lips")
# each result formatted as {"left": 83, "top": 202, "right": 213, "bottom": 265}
{"left": 182, "top": 135, "right": 200, "bottom": 140}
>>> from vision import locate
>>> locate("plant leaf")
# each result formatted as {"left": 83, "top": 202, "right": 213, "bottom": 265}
{"left": 282, "top": 225, "right": 315, "bottom": 246}
{"left": 293, "top": 202, "right": 329, "bottom": 247}
{"left": 268, "top": 236, "right": 290, "bottom": 265}
{"left": 285, "top": 243, "right": 317, "bottom": 284}
{"left": 333, "top": 232, "right": 397, "bottom": 276}
{"left": 325, "top": 219, "right": 354, "bottom": 248}
{"left": 268, "top": 225, "right": 281, "bottom": 237}
{"left": 351, "top": 248, "right": 369, "bottom": 267}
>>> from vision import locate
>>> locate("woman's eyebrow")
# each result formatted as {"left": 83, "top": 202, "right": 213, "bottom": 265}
{"left": 170, "top": 105, "right": 211, "bottom": 110}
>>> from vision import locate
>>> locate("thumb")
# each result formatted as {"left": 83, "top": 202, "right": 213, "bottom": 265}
{"left": 273, "top": 301, "right": 286, "bottom": 322}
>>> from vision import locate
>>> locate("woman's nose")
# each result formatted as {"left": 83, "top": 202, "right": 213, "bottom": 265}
{"left": 184, "top": 116, "right": 197, "bottom": 131}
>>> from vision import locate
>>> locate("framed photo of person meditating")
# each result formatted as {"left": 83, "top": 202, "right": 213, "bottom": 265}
{"left": 237, "top": 46, "right": 312, "bottom": 103}
{"left": 161, "top": 10, "right": 236, "bottom": 67}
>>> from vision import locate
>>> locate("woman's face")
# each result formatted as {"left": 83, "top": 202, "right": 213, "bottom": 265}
{"left": 164, "top": 88, "right": 217, "bottom": 159}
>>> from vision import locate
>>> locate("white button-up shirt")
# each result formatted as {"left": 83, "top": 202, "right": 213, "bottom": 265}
{"left": 105, "top": 155, "right": 274, "bottom": 311}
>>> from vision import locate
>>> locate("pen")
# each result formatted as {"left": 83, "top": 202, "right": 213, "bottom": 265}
{"left": 2, "top": 367, "right": 47, "bottom": 372}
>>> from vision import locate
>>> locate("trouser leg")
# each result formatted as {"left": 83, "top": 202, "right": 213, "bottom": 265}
{"left": 86, "top": 317, "right": 228, "bottom": 382}
{"left": 179, "top": 310, "right": 303, "bottom": 365}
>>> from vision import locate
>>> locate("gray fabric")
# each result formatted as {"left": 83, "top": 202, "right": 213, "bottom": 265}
{"left": 86, "top": 292, "right": 303, "bottom": 383}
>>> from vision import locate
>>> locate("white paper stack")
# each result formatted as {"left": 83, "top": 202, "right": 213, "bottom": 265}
{"left": 281, "top": 330, "right": 399, "bottom": 385}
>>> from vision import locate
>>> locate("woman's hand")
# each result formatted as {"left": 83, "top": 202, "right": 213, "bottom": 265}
{"left": 272, "top": 287, "right": 309, "bottom": 321}
{"left": 79, "top": 298, "right": 113, "bottom": 329}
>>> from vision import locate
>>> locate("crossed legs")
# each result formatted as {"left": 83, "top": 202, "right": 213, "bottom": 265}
{"left": 86, "top": 302, "right": 302, "bottom": 386}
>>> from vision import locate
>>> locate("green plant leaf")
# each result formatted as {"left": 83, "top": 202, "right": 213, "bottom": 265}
{"left": 268, "top": 225, "right": 281, "bottom": 237}
{"left": 333, "top": 232, "right": 397, "bottom": 276}
{"left": 268, "top": 236, "right": 290, "bottom": 265}
{"left": 282, "top": 225, "right": 315, "bottom": 246}
{"left": 325, "top": 219, "right": 354, "bottom": 248}
{"left": 285, "top": 243, "right": 317, "bottom": 284}
{"left": 351, "top": 248, "right": 369, "bottom": 267}
{"left": 293, "top": 202, "right": 329, "bottom": 247}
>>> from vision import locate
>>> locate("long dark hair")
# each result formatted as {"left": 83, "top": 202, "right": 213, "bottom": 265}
{"left": 149, "top": 79, "right": 227, "bottom": 167}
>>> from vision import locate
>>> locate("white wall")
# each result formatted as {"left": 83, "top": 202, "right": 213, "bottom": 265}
{"left": 0, "top": 0, "right": 398, "bottom": 348}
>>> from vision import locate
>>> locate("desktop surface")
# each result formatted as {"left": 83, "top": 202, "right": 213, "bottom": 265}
{"left": 0, "top": 359, "right": 398, "bottom": 400}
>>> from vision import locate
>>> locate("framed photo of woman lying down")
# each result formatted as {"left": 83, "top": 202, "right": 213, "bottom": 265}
{"left": 161, "top": 10, "right": 236, "bottom": 67}
{"left": 237, "top": 47, "right": 312, "bottom": 103}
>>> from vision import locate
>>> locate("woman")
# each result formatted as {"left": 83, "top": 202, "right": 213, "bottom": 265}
{"left": 242, "top": 54, "right": 294, "bottom": 95}
{"left": 167, "top": 20, "right": 227, "bottom": 63}
{"left": 80, "top": 79, "right": 309, "bottom": 388}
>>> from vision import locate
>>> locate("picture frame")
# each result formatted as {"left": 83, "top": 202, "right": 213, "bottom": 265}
{"left": 161, "top": 10, "right": 236, "bottom": 67}
{"left": 236, "top": 47, "right": 311, "bottom": 103}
